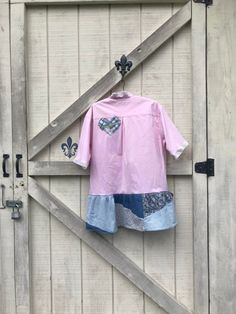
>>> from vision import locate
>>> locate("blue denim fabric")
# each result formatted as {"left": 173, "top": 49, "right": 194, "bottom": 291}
{"left": 85, "top": 192, "right": 177, "bottom": 234}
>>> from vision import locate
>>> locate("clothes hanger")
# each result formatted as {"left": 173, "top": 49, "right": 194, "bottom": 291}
{"left": 110, "top": 77, "right": 130, "bottom": 98}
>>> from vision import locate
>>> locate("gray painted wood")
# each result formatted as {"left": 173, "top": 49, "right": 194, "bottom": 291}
{"left": 11, "top": 0, "right": 189, "bottom": 4}
{"left": 47, "top": 7, "right": 84, "bottom": 313}
{"left": 26, "top": 7, "right": 52, "bottom": 313}
{"left": 4, "top": 2, "right": 206, "bottom": 312}
{"left": 0, "top": 3, "right": 16, "bottom": 314}
{"left": 26, "top": 5, "right": 193, "bottom": 312}
{"left": 141, "top": 5, "right": 175, "bottom": 314}
{"left": 207, "top": 0, "right": 236, "bottom": 313}
{"left": 10, "top": 4, "right": 31, "bottom": 314}
{"left": 191, "top": 2, "right": 209, "bottom": 314}
{"left": 28, "top": 1, "right": 191, "bottom": 160}
{"left": 28, "top": 160, "right": 192, "bottom": 176}
{"left": 28, "top": 176, "right": 192, "bottom": 314}
{"left": 173, "top": 3, "right": 193, "bottom": 309}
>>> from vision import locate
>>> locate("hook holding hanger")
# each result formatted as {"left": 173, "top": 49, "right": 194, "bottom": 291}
{"left": 114, "top": 55, "right": 132, "bottom": 90}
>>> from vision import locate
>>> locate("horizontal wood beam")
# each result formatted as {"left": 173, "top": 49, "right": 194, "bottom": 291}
{"left": 28, "top": 176, "right": 192, "bottom": 314}
{"left": 28, "top": 160, "right": 192, "bottom": 176}
{"left": 28, "top": 1, "right": 191, "bottom": 160}
{"left": 11, "top": 0, "right": 189, "bottom": 5}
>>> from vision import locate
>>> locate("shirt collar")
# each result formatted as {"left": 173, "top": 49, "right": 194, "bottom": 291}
{"left": 109, "top": 91, "right": 133, "bottom": 99}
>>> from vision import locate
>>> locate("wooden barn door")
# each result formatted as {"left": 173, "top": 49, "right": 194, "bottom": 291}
{"left": 1, "top": 1, "right": 208, "bottom": 314}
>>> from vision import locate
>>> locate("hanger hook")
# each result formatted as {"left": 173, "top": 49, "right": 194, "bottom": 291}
{"left": 122, "top": 76, "right": 126, "bottom": 91}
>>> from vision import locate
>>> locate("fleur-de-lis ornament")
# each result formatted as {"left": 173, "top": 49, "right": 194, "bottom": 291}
{"left": 61, "top": 136, "right": 78, "bottom": 158}
{"left": 115, "top": 55, "right": 133, "bottom": 78}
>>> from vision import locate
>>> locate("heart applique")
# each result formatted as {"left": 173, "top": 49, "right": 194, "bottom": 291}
{"left": 98, "top": 116, "right": 121, "bottom": 135}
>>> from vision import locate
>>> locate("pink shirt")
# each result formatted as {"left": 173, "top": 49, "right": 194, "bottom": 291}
{"left": 73, "top": 92, "right": 188, "bottom": 196}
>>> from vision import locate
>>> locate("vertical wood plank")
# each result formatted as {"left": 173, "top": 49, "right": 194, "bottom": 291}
{"left": 173, "top": 3, "right": 193, "bottom": 310}
{"left": 47, "top": 6, "right": 82, "bottom": 314}
{"left": 141, "top": 4, "right": 173, "bottom": 314}
{"left": 207, "top": 0, "right": 236, "bottom": 313}
{"left": 192, "top": 1, "right": 208, "bottom": 314}
{"left": 26, "top": 6, "right": 51, "bottom": 314}
{"left": 79, "top": 5, "right": 113, "bottom": 313}
{"left": 0, "top": 3, "right": 16, "bottom": 314}
{"left": 10, "top": 3, "right": 31, "bottom": 314}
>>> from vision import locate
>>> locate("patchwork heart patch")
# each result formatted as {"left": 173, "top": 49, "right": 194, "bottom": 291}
{"left": 98, "top": 116, "right": 121, "bottom": 135}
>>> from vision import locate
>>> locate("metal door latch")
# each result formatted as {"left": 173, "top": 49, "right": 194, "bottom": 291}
{"left": 6, "top": 200, "right": 22, "bottom": 220}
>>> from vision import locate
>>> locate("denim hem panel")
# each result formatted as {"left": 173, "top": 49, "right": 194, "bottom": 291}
{"left": 144, "top": 201, "right": 177, "bottom": 231}
{"left": 86, "top": 195, "right": 117, "bottom": 233}
{"left": 85, "top": 222, "right": 117, "bottom": 234}
{"left": 86, "top": 192, "right": 177, "bottom": 233}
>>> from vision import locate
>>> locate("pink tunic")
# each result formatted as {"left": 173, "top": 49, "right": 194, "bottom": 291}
{"left": 73, "top": 91, "right": 189, "bottom": 234}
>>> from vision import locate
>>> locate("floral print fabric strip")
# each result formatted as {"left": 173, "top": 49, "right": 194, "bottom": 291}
{"left": 142, "top": 191, "right": 173, "bottom": 216}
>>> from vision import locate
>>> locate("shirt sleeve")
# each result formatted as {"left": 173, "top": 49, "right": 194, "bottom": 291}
{"left": 73, "top": 106, "right": 93, "bottom": 169}
{"left": 158, "top": 103, "right": 189, "bottom": 159}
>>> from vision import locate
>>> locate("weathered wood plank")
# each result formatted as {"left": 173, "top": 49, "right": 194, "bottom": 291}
{"left": 10, "top": 3, "right": 31, "bottom": 314}
{"left": 28, "top": 160, "right": 192, "bottom": 176}
{"left": 173, "top": 3, "right": 193, "bottom": 311}
{"left": 28, "top": 177, "right": 192, "bottom": 314}
{"left": 26, "top": 7, "right": 52, "bottom": 314}
{"left": 28, "top": 1, "right": 191, "bottom": 160}
{"left": 11, "top": 0, "right": 189, "bottom": 5}
{"left": 207, "top": 0, "right": 236, "bottom": 313}
{"left": 141, "top": 5, "right": 177, "bottom": 313}
{"left": 47, "top": 7, "right": 83, "bottom": 313}
{"left": 0, "top": 3, "right": 16, "bottom": 314}
{"left": 191, "top": 2, "right": 208, "bottom": 314}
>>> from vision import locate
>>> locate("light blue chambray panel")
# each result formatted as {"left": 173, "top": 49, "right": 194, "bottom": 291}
{"left": 86, "top": 195, "right": 118, "bottom": 233}
{"left": 144, "top": 200, "right": 177, "bottom": 231}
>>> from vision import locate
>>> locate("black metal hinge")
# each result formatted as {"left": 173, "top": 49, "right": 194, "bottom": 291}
{"left": 193, "top": 0, "right": 213, "bottom": 5}
{"left": 195, "top": 158, "right": 215, "bottom": 177}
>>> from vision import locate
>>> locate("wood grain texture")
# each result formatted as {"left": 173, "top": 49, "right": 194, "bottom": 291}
{"left": 10, "top": 4, "right": 31, "bottom": 314}
{"left": 28, "top": 177, "right": 192, "bottom": 314}
{"left": 11, "top": 0, "right": 189, "bottom": 4}
{"left": 173, "top": 3, "right": 193, "bottom": 311}
{"left": 27, "top": 7, "right": 52, "bottom": 314}
{"left": 47, "top": 7, "right": 82, "bottom": 314}
{"left": 0, "top": 3, "right": 16, "bottom": 314}
{"left": 28, "top": 160, "right": 192, "bottom": 176}
{"left": 141, "top": 4, "right": 175, "bottom": 314}
{"left": 23, "top": 3, "right": 199, "bottom": 313}
{"left": 28, "top": 1, "right": 191, "bottom": 160}
{"left": 191, "top": 2, "right": 208, "bottom": 314}
{"left": 207, "top": 0, "right": 236, "bottom": 313}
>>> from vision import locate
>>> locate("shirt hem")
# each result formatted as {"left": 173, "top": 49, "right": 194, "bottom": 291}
{"left": 73, "top": 159, "right": 89, "bottom": 169}
{"left": 173, "top": 140, "right": 189, "bottom": 159}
